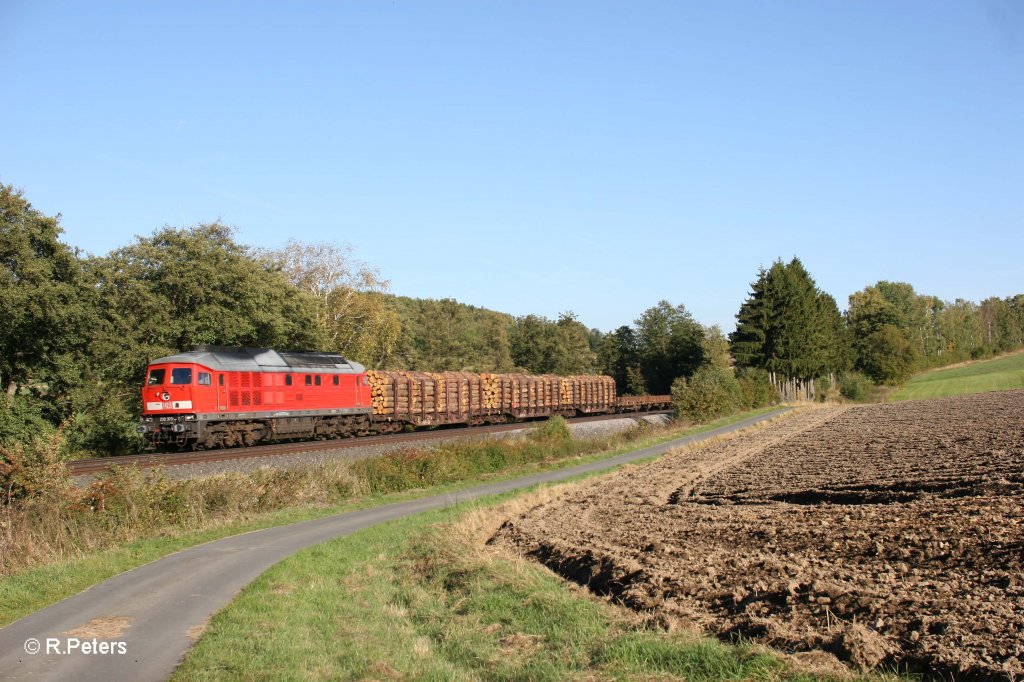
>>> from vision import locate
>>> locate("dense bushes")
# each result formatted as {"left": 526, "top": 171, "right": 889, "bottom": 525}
{"left": 671, "top": 366, "right": 778, "bottom": 424}
{"left": 736, "top": 368, "right": 777, "bottom": 409}
{"left": 0, "top": 395, "right": 57, "bottom": 450}
{"left": 839, "top": 372, "right": 875, "bottom": 402}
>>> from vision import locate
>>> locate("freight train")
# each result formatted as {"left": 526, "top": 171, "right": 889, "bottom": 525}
{"left": 138, "top": 346, "right": 672, "bottom": 449}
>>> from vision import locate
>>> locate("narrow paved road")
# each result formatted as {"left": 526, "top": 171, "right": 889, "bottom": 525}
{"left": 0, "top": 408, "right": 788, "bottom": 681}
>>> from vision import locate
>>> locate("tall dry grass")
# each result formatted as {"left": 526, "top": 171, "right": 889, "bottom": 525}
{"left": 1, "top": 416, "right": 662, "bottom": 578}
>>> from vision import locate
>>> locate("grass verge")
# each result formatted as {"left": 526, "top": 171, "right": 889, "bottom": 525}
{"left": 1, "top": 406, "right": 783, "bottom": 627}
{"left": 174, "top": 491, "right": 844, "bottom": 682}
{"left": 889, "top": 352, "right": 1024, "bottom": 401}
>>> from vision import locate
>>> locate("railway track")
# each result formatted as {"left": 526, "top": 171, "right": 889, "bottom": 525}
{"left": 68, "top": 410, "right": 673, "bottom": 476}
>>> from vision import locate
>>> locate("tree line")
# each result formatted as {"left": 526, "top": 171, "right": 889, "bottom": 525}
{"left": 729, "top": 257, "right": 1024, "bottom": 396}
{"left": 2, "top": 184, "right": 1021, "bottom": 455}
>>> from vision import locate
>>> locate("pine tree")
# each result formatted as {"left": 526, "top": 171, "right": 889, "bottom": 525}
{"left": 729, "top": 268, "right": 769, "bottom": 368}
{"left": 731, "top": 258, "right": 852, "bottom": 397}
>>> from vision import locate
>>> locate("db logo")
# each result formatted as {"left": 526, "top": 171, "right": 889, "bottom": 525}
{"left": 163, "top": 402, "right": 173, "bottom": 410}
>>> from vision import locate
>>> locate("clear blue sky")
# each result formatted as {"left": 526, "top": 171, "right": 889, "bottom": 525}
{"left": 3, "top": 1, "right": 1022, "bottom": 332}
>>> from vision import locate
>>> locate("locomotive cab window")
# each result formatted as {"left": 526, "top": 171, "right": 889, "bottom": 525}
{"left": 198, "top": 372, "right": 212, "bottom": 386}
{"left": 315, "top": 375, "right": 321, "bottom": 386}
{"left": 285, "top": 374, "right": 292, "bottom": 386}
{"left": 170, "top": 368, "right": 193, "bottom": 385}
{"left": 305, "top": 375, "right": 312, "bottom": 386}
{"left": 147, "top": 369, "right": 166, "bottom": 385}
{"left": 333, "top": 375, "right": 339, "bottom": 386}
{"left": 219, "top": 374, "right": 224, "bottom": 386}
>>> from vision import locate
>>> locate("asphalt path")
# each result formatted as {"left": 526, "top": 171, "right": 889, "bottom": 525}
{"left": 0, "top": 408, "right": 790, "bottom": 681}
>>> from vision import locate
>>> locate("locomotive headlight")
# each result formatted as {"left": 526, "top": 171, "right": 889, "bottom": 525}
{"left": 184, "top": 414, "right": 196, "bottom": 421}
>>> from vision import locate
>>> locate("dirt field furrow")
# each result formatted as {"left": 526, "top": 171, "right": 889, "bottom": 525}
{"left": 491, "top": 391, "right": 1024, "bottom": 679}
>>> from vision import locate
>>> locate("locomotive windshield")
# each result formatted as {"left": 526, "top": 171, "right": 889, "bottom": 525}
{"left": 170, "top": 368, "right": 193, "bottom": 385}
{"left": 147, "top": 369, "right": 165, "bottom": 385}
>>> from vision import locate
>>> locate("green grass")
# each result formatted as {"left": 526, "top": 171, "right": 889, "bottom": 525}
{"left": 889, "top": 352, "right": 1024, "bottom": 401}
{"left": 0, "top": 406, "right": 783, "bottom": 627}
{"left": 173, "top": 495, "right": 835, "bottom": 682}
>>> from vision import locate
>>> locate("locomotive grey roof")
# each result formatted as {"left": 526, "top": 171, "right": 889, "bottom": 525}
{"left": 149, "top": 347, "right": 366, "bottom": 374}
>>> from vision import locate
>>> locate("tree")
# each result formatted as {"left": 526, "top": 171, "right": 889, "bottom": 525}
{"left": 978, "top": 296, "right": 1023, "bottom": 353}
{"left": 818, "top": 293, "right": 853, "bottom": 375}
{"left": 847, "top": 282, "right": 943, "bottom": 366}
{"left": 0, "top": 184, "right": 94, "bottom": 398}
{"left": 597, "top": 325, "right": 640, "bottom": 393}
{"left": 760, "top": 258, "right": 829, "bottom": 380}
{"left": 332, "top": 291, "right": 401, "bottom": 367}
{"left": 730, "top": 258, "right": 848, "bottom": 394}
{"left": 634, "top": 301, "right": 704, "bottom": 394}
{"left": 700, "top": 324, "right": 733, "bottom": 370}
{"left": 1006, "top": 295, "right": 1024, "bottom": 349}
{"left": 550, "top": 311, "right": 597, "bottom": 375}
{"left": 510, "top": 314, "right": 558, "bottom": 373}
{"left": 509, "top": 312, "right": 596, "bottom": 375}
{"left": 846, "top": 286, "right": 900, "bottom": 340}
{"left": 940, "top": 299, "right": 982, "bottom": 360}
{"left": 98, "top": 224, "right": 324, "bottom": 357}
{"left": 730, "top": 267, "right": 769, "bottom": 369}
{"left": 260, "top": 240, "right": 397, "bottom": 363}
{"left": 859, "top": 325, "right": 918, "bottom": 384}
{"left": 422, "top": 298, "right": 470, "bottom": 370}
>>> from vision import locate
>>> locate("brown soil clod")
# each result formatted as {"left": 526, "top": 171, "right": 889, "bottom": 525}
{"left": 491, "top": 390, "right": 1024, "bottom": 680}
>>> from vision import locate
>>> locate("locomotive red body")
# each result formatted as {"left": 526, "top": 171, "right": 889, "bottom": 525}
{"left": 138, "top": 347, "right": 373, "bottom": 448}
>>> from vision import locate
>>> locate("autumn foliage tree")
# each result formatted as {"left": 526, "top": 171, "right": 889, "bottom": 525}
{"left": 260, "top": 240, "right": 398, "bottom": 365}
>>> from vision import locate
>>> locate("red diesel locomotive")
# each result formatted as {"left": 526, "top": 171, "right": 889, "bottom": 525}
{"left": 138, "top": 347, "right": 373, "bottom": 448}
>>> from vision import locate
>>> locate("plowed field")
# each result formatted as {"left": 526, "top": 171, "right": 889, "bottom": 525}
{"left": 491, "top": 391, "right": 1024, "bottom": 679}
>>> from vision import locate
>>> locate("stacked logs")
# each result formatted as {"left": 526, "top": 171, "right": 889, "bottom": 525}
{"left": 481, "top": 373, "right": 504, "bottom": 410}
{"left": 367, "top": 370, "right": 447, "bottom": 416}
{"left": 367, "top": 370, "right": 616, "bottom": 422}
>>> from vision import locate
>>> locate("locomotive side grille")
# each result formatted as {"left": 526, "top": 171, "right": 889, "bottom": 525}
{"left": 252, "top": 373, "right": 262, "bottom": 387}
{"left": 241, "top": 373, "right": 250, "bottom": 388}
{"left": 241, "top": 391, "right": 251, "bottom": 406}
{"left": 228, "top": 370, "right": 238, "bottom": 406}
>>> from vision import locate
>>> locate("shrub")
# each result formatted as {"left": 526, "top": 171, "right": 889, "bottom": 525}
{"left": 0, "top": 395, "right": 57, "bottom": 450}
{"left": 735, "top": 368, "right": 778, "bottom": 409}
{"left": 64, "top": 384, "right": 145, "bottom": 457}
{"left": 529, "top": 415, "right": 572, "bottom": 446}
{"left": 672, "top": 366, "right": 743, "bottom": 423}
{"left": 839, "top": 372, "right": 875, "bottom": 402}
{"left": 971, "top": 346, "right": 996, "bottom": 360}
{"left": 1, "top": 429, "right": 70, "bottom": 505}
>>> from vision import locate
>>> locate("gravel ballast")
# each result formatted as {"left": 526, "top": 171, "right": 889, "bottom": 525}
{"left": 75, "top": 414, "right": 673, "bottom": 483}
